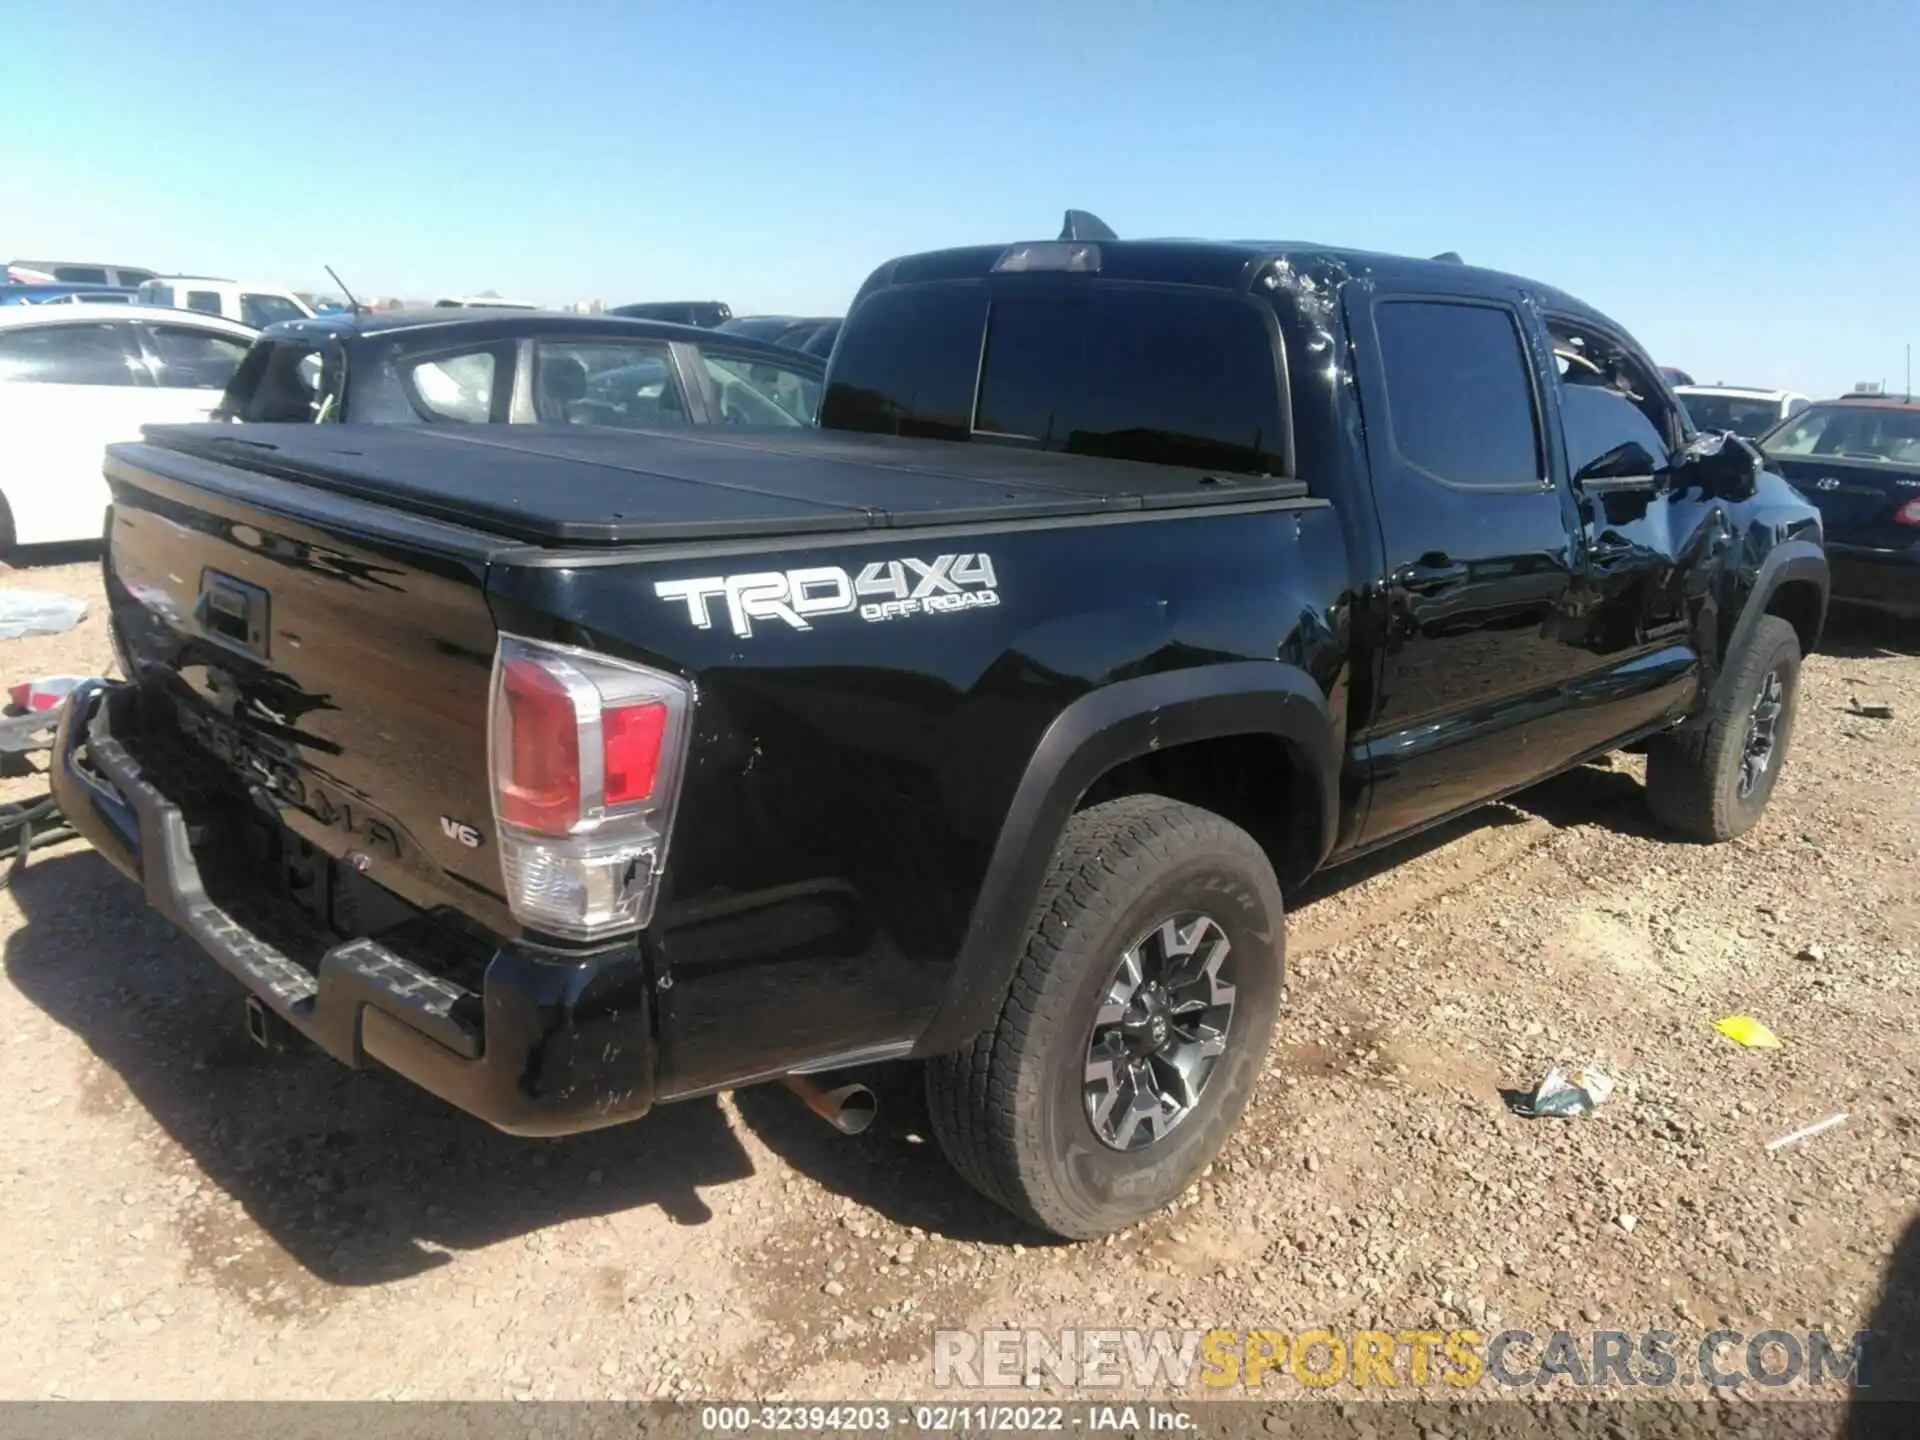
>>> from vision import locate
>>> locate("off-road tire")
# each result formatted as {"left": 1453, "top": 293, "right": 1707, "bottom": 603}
{"left": 925, "top": 795, "right": 1285, "bottom": 1239}
{"left": 1646, "top": 614, "right": 1801, "bottom": 841}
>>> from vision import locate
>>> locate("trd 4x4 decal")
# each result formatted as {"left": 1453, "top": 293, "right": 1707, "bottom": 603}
{"left": 655, "top": 553, "right": 999, "bottom": 638}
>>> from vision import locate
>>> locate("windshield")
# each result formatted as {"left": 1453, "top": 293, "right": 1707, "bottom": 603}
{"left": 1679, "top": 393, "right": 1782, "bottom": 440}
{"left": 1763, "top": 404, "right": 1920, "bottom": 466}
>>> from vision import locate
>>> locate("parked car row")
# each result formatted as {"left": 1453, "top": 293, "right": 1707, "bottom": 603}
{"left": 1655, "top": 375, "right": 1918, "bottom": 619}
{"left": 0, "top": 292, "right": 830, "bottom": 545}
{"left": 219, "top": 309, "right": 824, "bottom": 430}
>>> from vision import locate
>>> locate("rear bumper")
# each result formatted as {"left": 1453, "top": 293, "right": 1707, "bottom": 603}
{"left": 1828, "top": 542, "right": 1920, "bottom": 619}
{"left": 51, "top": 681, "right": 656, "bottom": 1136}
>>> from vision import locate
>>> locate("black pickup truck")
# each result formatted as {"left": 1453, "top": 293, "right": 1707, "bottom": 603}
{"left": 54, "top": 220, "right": 1828, "bottom": 1240}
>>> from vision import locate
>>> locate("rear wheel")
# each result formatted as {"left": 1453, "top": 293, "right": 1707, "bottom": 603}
{"left": 1646, "top": 614, "right": 1802, "bottom": 841}
{"left": 925, "top": 795, "right": 1285, "bottom": 1239}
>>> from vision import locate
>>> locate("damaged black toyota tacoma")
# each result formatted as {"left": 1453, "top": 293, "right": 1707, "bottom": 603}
{"left": 54, "top": 216, "right": 1828, "bottom": 1239}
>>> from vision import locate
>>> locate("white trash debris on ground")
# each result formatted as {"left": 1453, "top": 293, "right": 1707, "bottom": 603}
{"left": 0, "top": 590, "right": 88, "bottom": 641}
{"left": 1513, "top": 1064, "right": 1615, "bottom": 1119}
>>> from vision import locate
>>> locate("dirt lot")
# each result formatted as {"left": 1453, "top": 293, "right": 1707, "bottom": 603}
{"left": 0, "top": 554, "right": 1915, "bottom": 1407}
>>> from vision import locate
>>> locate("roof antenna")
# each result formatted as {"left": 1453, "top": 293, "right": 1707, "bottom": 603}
{"left": 1431, "top": 251, "right": 1463, "bottom": 264}
{"left": 1060, "top": 210, "right": 1118, "bottom": 242}
{"left": 324, "top": 264, "right": 363, "bottom": 317}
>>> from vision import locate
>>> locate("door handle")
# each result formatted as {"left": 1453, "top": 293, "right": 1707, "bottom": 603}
{"left": 1394, "top": 556, "right": 1470, "bottom": 594}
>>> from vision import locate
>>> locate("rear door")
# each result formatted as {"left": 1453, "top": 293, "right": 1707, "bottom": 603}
{"left": 1764, "top": 404, "right": 1920, "bottom": 549}
{"left": 0, "top": 318, "right": 153, "bottom": 544}
{"left": 1347, "top": 281, "right": 1591, "bottom": 843}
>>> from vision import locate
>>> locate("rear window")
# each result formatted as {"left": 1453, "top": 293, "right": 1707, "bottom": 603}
{"left": 823, "top": 284, "right": 1287, "bottom": 475}
{"left": 226, "top": 339, "right": 328, "bottom": 421}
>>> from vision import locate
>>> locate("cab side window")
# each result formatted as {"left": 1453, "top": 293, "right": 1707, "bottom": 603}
{"left": 1548, "top": 318, "right": 1682, "bottom": 480}
{"left": 1372, "top": 299, "right": 1543, "bottom": 488}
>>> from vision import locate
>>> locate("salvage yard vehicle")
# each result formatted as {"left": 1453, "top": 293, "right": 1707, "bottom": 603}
{"left": 53, "top": 216, "right": 1828, "bottom": 1239}
{"left": 8, "top": 259, "right": 157, "bottom": 288}
{"left": 0, "top": 283, "right": 139, "bottom": 306}
{"left": 609, "top": 301, "right": 733, "bottom": 328}
{"left": 1677, "top": 385, "right": 1810, "bottom": 441}
{"left": 0, "top": 304, "right": 256, "bottom": 548}
{"left": 719, "top": 314, "right": 840, "bottom": 352}
{"left": 135, "top": 276, "right": 313, "bottom": 330}
{"left": 1762, "top": 393, "right": 1920, "bottom": 619}
{"left": 217, "top": 309, "right": 824, "bottom": 429}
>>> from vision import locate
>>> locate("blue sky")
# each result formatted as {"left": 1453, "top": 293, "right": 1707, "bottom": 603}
{"left": 6, "top": 0, "right": 1915, "bottom": 397}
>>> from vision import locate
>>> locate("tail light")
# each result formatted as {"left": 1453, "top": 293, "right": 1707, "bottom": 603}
{"left": 1897, "top": 498, "right": 1920, "bottom": 527}
{"left": 488, "top": 634, "right": 694, "bottom": 941}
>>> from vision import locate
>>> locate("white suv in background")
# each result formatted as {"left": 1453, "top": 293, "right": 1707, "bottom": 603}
{"left": 136, "top": 276, "right": 314, "bottom": 330}
{"left": 1674, "top": 385, "right": 1811, "bottom": 441}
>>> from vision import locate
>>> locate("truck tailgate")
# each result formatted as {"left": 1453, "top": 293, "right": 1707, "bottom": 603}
{"left": 103, "top": 441, "right": 517, "bottom": 933}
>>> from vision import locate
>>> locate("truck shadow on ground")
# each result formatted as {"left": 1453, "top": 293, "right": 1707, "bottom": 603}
{"left": 733, "top": 758, "right": 1662, "bottom": 1243}
{"left": 1, "top": 541, "right": 102, "bottom": 573}
{"left": 730, "top": 1066, "right": 1045, "bottom": 1246}
{"left": 1849, "top": 1208, "right": 1920, "bottom": 1433}
{"left": 3, "top": 849, "right": 759, "bottom": 1290}
{"left": 1819, "top": 606, "right": 1920, "bottom": 660}
{"left": 6, "top": 755, "right": 1669, "bottom": 1275}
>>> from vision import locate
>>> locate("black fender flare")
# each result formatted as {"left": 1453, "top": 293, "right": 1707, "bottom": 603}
{"left": 1708, "top": 539, "right": 1828, "bottom": 714}
{"left": 914, "top": 662, "right": 1338, "bottom": 1056}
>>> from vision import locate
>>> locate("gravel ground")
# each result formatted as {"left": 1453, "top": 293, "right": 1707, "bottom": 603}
{"left": 0, "top": 552, "right": 1916, "bottom": 1413}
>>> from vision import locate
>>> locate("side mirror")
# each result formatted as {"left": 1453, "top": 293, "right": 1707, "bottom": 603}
{"left": 1672, "top": 430, "right": 1763, "bottom": 501}
{"left": 1575, "top": 441, "right": 1658, "bottom": 484}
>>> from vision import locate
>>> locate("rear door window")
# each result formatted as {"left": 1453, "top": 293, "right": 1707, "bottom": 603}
{"left": 142, "top": 323, "right": 252, "bottom": 390}
{"left": 392, "top": 345, "right": 511, "bottom": 423}
{"left": 1373, "top": 300, "right": 1543, "bottom": 488}
{"left": 0, "top": 321, "right": 144, "bottom": 386}
{"left": 185, "top": 290, "right": 224, "bottom": 316}
{"left": 531, "top": 340, "right": 689, "bottom": 427}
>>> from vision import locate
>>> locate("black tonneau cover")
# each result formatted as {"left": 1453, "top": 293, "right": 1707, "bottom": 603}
{"left": 132, "top": 423, "right": 1308, "bottom": 546}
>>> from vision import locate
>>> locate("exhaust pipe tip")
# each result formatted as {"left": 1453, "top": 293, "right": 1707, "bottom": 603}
{"left": 782, "top": 1073, "right": 878, "bottom": 1136}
